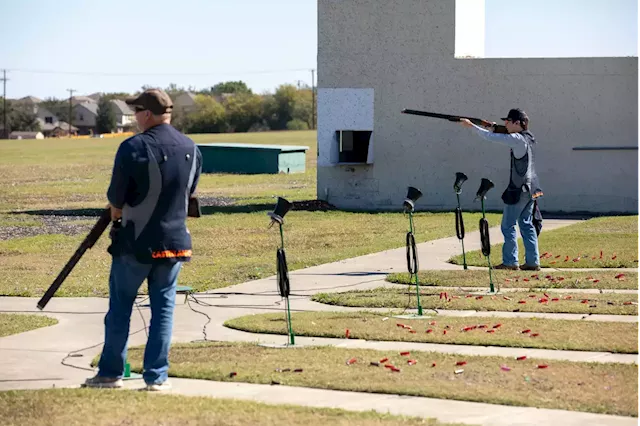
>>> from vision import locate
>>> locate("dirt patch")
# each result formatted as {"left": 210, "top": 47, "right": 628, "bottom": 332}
{"left": 292, "top": 200, "right": 337, "bottom": 212}
{"left": 0, "top": 216, "right": 94, "bottom": 241}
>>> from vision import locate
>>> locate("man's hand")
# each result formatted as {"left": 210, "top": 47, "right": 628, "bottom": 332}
{"left": 459, "top": 118, "right": 474, "bottom": 128}
{"left": 108, "top": 203, "right": 122, "bottom": 222}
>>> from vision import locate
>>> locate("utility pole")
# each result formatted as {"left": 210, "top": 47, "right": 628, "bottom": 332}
{"left": 67, "top": 89, "right": 75, "bottom": 136}
{"left": 1, "top": 70, "right": 8, "bottom": 139}
{"left": 311, "top": 69, "right": 316, "bottom": 130}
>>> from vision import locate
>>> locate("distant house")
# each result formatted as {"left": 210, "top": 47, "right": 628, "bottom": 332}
{"left": 109, "top": 99, "right": 136, "bottom": 132}
{"left": 71, "top": 96, "right": 97, "bottom": 106}
{"left": 50, "top": 122, "right": 78, "bottom": 137}
{"left": 173, "top": 92, "right": 197, "bottom": 112}
{"left": 87, "top": 92, "right": 103, "bottom": 102}
{"left": 14, "top": 96, "right": 43, "bottom": 105}
{"left": 73, "top": 102, "right": 99, "bottom": 135}
{"left": 35, "top": 106, "right": 63, "bottom": 137}
{"left": 9, "top": 131, "right": 44, "bottom": 140}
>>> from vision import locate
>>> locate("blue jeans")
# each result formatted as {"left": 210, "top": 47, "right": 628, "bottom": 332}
{"left": 97, "top": 254, "right": 182, "bottom": 385}
{"left": 501, "top": 195, "right": 539, "bottom": 267}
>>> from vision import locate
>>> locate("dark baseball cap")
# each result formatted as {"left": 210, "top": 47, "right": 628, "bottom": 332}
{"left": 501, "top": 108, "right": 528, "bottom": 123}
{"left": 126, "top": 88, "right": 173, "bottom": 115}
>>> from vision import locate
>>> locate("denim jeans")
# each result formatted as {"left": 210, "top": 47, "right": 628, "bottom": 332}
{"left": 501, "top": 195, "right": 539, "bottom": 267}
{"left": 97, "top": 254, "right": 182, "bottom": 385}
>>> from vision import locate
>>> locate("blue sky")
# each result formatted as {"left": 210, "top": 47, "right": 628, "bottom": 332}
{"left": 0, "top": 0, "right": 636, "bottom": 99}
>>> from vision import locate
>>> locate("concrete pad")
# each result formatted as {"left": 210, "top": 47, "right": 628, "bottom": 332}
{"left": 111, "top": 378, "right": 636, "bottom": 426}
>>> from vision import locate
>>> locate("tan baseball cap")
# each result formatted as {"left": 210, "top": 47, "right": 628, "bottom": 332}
{"left": 126, "top": 88, "right": 173, "bottom": 115}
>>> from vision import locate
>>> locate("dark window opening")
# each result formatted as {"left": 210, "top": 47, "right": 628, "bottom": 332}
{"left": 336, "top": 130, "right": 371, "bottom": 163}
{"left": 45, "top": 117, "right": 53, "bottom": 124}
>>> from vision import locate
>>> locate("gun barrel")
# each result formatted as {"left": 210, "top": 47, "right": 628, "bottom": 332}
{"left": 401, "top": 108, "right": 508, "bottom": 133}
{"left": 36, "top": 208, "right": 111, "bottom": 310}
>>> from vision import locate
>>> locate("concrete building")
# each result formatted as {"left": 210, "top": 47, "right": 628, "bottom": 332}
{"left": 316, "top": 0, "right": 638, "bottom": 214}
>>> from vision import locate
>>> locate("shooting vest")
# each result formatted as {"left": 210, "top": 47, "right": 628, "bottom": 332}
{"left": 116, "top": 124, "right": 199, "bottom": 263}
{"left": 502, "top": 130, "right": 543, "bottom": 205}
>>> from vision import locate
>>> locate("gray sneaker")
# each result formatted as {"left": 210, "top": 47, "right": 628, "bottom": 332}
{"left": 82, "top": 375, "right": 123, "bottom": 389}
{"left": 145, "top": 381, "right": 172, "bottom": 391}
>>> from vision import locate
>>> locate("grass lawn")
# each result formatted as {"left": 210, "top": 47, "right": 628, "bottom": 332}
{"left": 449, "top": 216, "right": 638, "bottom": 268}
{"left": 224, "top": 311, "right": 638, "bottom": 354}
{"left": 311, "top": 288, "right": 638, "bottom": 315}
{"left": 387, "top": 270, "right": 638, "bottom": 290}
{"left": 0, "top": 389, "right": 457, "bottom": 426}
{"left": 0, "top": 314, "right": 58, "bottom": 337}
{"left": 123, "top": 342, "right": 638, "bottom": 417}
{"left": 0, "top": 131, "right": 500, "bottom": 297}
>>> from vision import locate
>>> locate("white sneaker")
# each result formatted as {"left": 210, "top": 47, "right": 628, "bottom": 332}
{"left": 145, "top": 381, "right": 172, "bottom": 391}
{"left": 82, "top": 375, "right": 124, "bottom": 389}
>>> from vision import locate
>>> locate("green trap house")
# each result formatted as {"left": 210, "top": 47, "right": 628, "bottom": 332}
{"left": 197, "top": 143, "right": 310, "bottom": 174}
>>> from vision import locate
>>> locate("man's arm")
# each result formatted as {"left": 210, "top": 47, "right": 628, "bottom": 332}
{"left": 460, "top": 119, "right": 527, "bottom": 158}
{"left": 190, "top": 146, "right": 203, "bottom": 195}
{"left": 106, "top": 142, "right": 131, "bottom": 220}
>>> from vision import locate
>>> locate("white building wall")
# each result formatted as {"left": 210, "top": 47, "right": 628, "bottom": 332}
{"left": 317, "top": 0, "right": 638, "bottom": 213}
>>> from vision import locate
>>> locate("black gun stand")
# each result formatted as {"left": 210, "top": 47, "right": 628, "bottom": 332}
{"left": 277, "top": 222, "right": 295, "bottom": 345}
{"left": 455, "top": 190, "right": 468, "bottom": 270}
{"left": 479, "top": 196, "right": 496, "bottom": 293}
{"left": 407, "top": 211, "right": 423, "bottom": 316}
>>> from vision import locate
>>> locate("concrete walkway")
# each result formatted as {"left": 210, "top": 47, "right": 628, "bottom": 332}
{"left": 1, "top": 219, "right": 638, "bottom": 426}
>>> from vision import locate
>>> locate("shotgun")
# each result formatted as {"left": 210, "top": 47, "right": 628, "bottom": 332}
{"left": 37, "top": 207, "right": 112, "bottom": 310}
{"left": 401, "top": 109, "right": 508, "bottom": 134}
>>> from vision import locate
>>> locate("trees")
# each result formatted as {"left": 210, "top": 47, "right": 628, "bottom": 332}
{"left": 0, "top": 100, "right": 40, "bottom": 133}
{"left": 207, "top": 81, "right": 252, "bottom": 96}
{"left": 96, "top": 98, "right": 116, "bottom": 134}
{"left": 181, "top": 95, "right": 228, "bottom": 134}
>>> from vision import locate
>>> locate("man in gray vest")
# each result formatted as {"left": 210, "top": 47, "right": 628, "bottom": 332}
{"left": 83, "top": 88, "right": 202, "bottom": 391}
{"left": 460, "top": 108, "right": 543, "bottom": 271}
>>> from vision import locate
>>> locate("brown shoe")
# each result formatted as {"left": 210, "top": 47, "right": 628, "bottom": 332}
{"left": 520, "top": 264, "right": 541, "bottom": 271}
{"left": 494, "top": 264, "right": 519, "bottom": 270}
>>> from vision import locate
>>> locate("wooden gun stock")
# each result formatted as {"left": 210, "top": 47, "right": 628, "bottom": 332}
{"left": 401, "top": 109, "right": 508, "bottom": 134}
{"left": 37, "top": 207, "right": 112, "bottom": 310}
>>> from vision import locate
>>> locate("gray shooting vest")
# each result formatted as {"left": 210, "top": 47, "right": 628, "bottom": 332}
{"left": 501, "top": 130, "right": 543, "bottom": 205}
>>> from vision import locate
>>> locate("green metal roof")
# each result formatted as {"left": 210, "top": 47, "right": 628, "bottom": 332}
{"left": 197, "top": 143, "right": 309, "bottom": 152}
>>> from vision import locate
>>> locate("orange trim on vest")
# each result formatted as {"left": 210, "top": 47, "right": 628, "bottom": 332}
{"left": 151, "top": 249, "right": 193, "bottom": 259}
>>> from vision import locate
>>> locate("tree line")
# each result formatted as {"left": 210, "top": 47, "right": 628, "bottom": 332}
{"left": 0, "top": 81, "right": 316, "bottom": 135}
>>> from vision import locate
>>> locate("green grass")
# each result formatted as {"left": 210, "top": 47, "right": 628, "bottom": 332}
{"left": 224, "top": 311, "right": 639, "bottom": 353}
{"left": 0, "top": 313, "right": 58, "bottom": 337}
{"left": 311, "top": 288, "right": 638, "bottom": 315}
{"left": 449, "top": 216, "right": 638, "bottom": 268}
{"left": 124, "top": 342, "right": 638, "bottom": 417}
{"left": 0, "top": 389, "right": 458, "bottom": 426}
{"left": 387, "top": 270, "right": 638, "bottom": 290}
{"left": 0, "top": 131, "right": 501, "bottom": 296}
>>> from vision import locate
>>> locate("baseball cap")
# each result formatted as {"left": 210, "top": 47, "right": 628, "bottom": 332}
{"left": 126, "top": 88, "right": 173, "bottom": 115}
{"left": 501, "top": 108, "right": 528, "bottom": 124}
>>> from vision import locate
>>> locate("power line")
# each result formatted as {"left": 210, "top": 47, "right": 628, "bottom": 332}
{"left": 1, "top": 67, "right": 315, "bottom": 78}
{"left": 67, "top": 89, "right": 75, "bottom": 136}
{"left": 1, "top": 70, "right": 7, "bottom": 138}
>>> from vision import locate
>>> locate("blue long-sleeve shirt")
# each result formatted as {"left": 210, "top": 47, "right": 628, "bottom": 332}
{"left": 470, "top": 123, "right": 527, "bottom": 159}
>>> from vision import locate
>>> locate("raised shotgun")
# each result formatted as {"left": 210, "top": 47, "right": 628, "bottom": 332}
{"left": 401, "top": 109, "right": 508, "bottom": 134}
{"left": 37, "top": 207, "right": 112, "bottom": 310}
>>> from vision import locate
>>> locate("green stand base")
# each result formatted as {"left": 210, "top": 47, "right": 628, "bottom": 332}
{"left": 258, "top": 343, "right": 296, "bottom": 349}
{"left": 392, "top": 313, "right": 434, "bottom": 320}
{"left": 124, "top": 363, "right": 143, "bottom": 380}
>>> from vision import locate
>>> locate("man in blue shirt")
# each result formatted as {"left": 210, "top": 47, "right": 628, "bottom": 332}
{"left": 460, "top": 109, "right": 543, "bottom": 271}
{"left": 84, "top": 88, "right": 202, "bottom": 391}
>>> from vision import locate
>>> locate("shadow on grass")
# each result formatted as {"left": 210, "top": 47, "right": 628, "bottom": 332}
{"left": 12, "top": 208, "right": 105, "bottom": 217}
